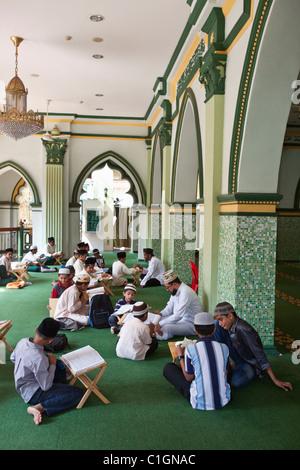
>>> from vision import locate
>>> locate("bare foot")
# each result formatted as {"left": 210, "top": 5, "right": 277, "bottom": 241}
{"left": 27, "top": 405, "right": 44, "bottom": 425}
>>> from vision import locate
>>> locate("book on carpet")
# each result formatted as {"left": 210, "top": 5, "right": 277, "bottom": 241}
{"left": 61, "top": 345, "right": 105, "bottom": 374}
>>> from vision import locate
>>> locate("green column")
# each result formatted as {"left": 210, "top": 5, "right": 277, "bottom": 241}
{"left": 199, "top": 7, "right": 227, "bottom": 312}
{"left": 42, "top": 139, "right": 67, "bottom": 252}
{"left": 158, "top": 102, "right": 172, "bottom": 270}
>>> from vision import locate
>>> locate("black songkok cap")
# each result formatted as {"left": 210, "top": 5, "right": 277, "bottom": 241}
{"left": 37, "top": 318, "right": 60, "bottom": 339}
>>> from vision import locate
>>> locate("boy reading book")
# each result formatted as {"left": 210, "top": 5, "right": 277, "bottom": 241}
{"left": 108, "top": 283, "right": 137, "bottom": 334}
{"left": 10, "top": 318, "right": 83, "bottom": 424}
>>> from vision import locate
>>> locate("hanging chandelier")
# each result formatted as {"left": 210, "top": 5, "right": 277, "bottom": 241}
{"left": 0, "top": 36, "right": 44, "bottom": 141}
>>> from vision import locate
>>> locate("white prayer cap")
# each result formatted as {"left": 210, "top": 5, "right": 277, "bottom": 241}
{"left": 132, "top": 301, "right": 149, "bottom": 316}
{"left": 163, "top": 270, "right": 178, "bottom": 284}
{"left": 124, "top": 283, "right": 136, "bottom": 293}
{"left": 75, "top": 274, "right": 90, "bottom": 284}
{"left": 59, "top": 267, "right": 70, "bottom": 275}
{"left": 194, "top": 312, "right": 214, "bottom": 326}
{"left": 30, "top": 245, "right": 38, "bottom": 250}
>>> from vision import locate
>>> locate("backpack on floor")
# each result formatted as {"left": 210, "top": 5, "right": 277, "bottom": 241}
{"left": 44, "top": 333, "right": 70, "bottom": 352}
{"left": 89, "top": 294, "right": 113, "bottom": 329}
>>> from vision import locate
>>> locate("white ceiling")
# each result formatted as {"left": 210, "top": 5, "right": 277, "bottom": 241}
{"left": 0, "top": 0, "right": 191, "bottom": 118}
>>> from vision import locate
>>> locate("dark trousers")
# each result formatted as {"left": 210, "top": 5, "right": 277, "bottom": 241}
{"left": 140, "top": 274, "right": 161, "bottom": 287}
{"left": 212, "top": 321, "right": 257, "bottom": 388}
{"left": 145, "top": 337, "right": 158, "bottom": 358}
{"left": 163, "top": 363, "right": 191, "bottom": 402}
{"left": 29, "top": 360, "right": 83, "bottom": 416}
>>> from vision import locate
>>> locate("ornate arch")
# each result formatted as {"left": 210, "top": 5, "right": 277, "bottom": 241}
{"left": 71, "top": 151, "right": 146, "bottom": 205}
{"left": 0, "top": 160, "right": 41, "bottom": 205}
{"left": 171, "top": 87, "right": 203, "bottom": 202}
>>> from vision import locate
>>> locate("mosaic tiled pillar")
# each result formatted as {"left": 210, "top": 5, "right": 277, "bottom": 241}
{"left": 217, "top": 213, "right": 277, "bottom": 346}
{"left": 168, "top": 205, "right": 196, "bottom": 285}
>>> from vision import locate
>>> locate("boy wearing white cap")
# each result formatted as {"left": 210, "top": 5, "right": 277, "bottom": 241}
{"left": 163, "top": 312, "right": 231, "bottom": 411}
{"left": 50, "top": 267, "right": 73, "bottom": 298}
{"left": 21, "top": 245, "right": 44, "bottom": 271}
{"left": 116, "top": 302, "right": 158, "bottom": 360}
{"left": 108, "top": 284, "right": 137, "bottom": 334}
{"left": 154, "top": 270, "right": 203, "bottom": 340}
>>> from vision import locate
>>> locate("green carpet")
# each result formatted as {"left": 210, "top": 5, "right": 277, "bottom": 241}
{"left": 0, "top": 258, "right": 299, "bottom": 451}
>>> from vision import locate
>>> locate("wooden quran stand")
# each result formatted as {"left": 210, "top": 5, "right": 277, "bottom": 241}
{"left": 0, "top": 320, "right": 14, "bottom": 352}
{"left": 61, "top": 359, "right": 110, "bottom": 409}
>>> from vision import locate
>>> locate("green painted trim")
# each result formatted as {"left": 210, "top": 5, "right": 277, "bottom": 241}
{"left": 223, "top": 0, "right": 252, "bottom": 50}
{"left": 71, "top": 151, "right": 146, "bottom": 206}
{"left": 228, "top": 0, "right": 273, "bottom": 194}
{"left": 0, "top": 201, "right": 19, "bottom": 206}
{"left": 171, "top": 88, "right": 203, "bottom": 202}
{"left": 144, "top": 0, "right": 207, "bottom": 120}
{"left": 41, "top": 112, "right": 145, "bottom": 121}
{"left": 0, "top": 161, "right": 41, "bottom": 205}
{"left": 217, "top": 192, "right": 283, "bottom": 203}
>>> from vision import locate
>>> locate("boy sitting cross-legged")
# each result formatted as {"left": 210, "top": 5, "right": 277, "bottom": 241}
{"left": 108, "top": 283, "right": 137, "bottom": 334}
{"left": 10, "top": 318, "right": 83, "bottom": 425}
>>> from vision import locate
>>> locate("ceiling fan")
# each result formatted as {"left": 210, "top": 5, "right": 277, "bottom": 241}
{"left": 42, "top": 99, "right": 53, "bottom": 141}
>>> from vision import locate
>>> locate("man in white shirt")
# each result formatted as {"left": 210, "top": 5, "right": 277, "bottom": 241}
{"left": 136, "top": 248, "right": 165, "bottom": 287}
{"left": 154, "top": 270, "right": 203, "bottom": 340}
{"left": 116, "top": 302, "right": 158, "bottom": 360}
{"left": 54, "top": 274, "right": 90, "bottom": 327}
{"left": 112, "top": 252, "right": 136, "bottom": 286}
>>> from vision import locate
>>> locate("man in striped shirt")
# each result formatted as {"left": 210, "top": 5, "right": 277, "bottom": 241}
{"left": 163, "top": 312, "right": 231, "bottom": 411}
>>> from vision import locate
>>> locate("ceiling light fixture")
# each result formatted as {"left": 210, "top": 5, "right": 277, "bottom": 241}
{"left": 92, "top": 54, "right": 104, "bottom": 59}
{"left": 90, "top": 15, "right": 105, "bottom": 22}
{"left": 0, "top": 36, "right": 44, "bottom": 141}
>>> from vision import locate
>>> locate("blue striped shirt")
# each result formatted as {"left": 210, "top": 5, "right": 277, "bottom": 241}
{"left": 185, "top": 337, "right": 231, "bottom": 410}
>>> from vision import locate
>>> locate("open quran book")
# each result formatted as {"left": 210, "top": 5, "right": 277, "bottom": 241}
{"left": 61, "top": 345, "right": 105, "bottom": 374}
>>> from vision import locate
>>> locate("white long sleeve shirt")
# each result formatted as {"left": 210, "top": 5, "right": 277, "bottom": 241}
{"left": 140, "top": 256, "right": 165, "bottom": 286}
{"left": 22, "top": 251, "right": 41, "bottom": 265}
{"left": 112, "top": 260, "right": 136, "bottom": 286}
{"left": 159, "top": 283, "right": 202, "bottom": 326}
{"left": 116, "top": 317, "right": 152, "bottom": 360}
{"left": 54, "top": 284, "right": 89, "bottom": 319}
